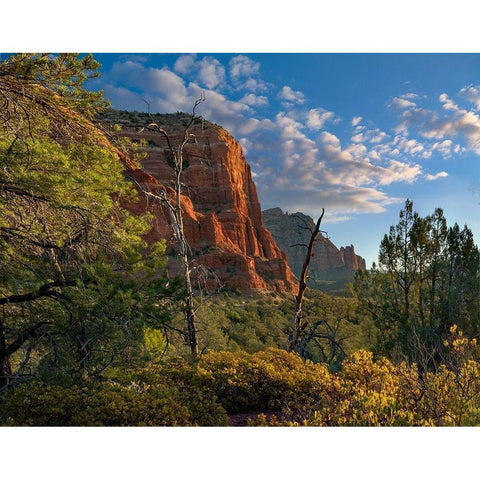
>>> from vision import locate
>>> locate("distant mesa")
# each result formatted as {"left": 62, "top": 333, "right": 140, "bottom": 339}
{"left": 262, "top": 207, "right": 366, "bottom": 291}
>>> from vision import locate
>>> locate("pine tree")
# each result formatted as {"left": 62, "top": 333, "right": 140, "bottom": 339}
{"left": 0, "top": 54, "right": 175, "bottom": 388}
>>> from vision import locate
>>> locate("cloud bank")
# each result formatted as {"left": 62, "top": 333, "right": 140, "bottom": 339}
{"left": 94, "top": 54, "right": 477, "bottom": 223}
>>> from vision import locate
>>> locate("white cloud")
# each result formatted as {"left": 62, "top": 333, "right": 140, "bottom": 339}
{"left": 369, "top": 130, "right": 388, "bottom": 143}
{"left": 235, "top": 117, "right": 274, "bottom": 136}
{"left": 259, "top": 182, "right": 401, "bottom": 220}
{"left": 260, "top": 113, "right": 423, "bottom": 204}
{"left": 278, "top": 85, "right": 305, "bottom": 105}
{"left": 243, "top": 77, "right": 268, "bottom": 92}
{"left": 377, "top": 160, "right": 422, "bottom": 185}
{"left": 351, "top": 132, "right": 365, "bottom": 143}
{"left": 196, "top": 57, "right": 226, "bottom": 89}
{"left": 401, "top": 93, "right": 419, "bottom": 100}
{"left": 276, "top": 112, "right": 308, "bottom": 140}
{"left": 172, "top": 54, "right": 226, "bottom": 89}
{"left": 432, "top": 139, "right": 453, "bottom": 157}
{"left": 393, "top": 135, "right": 425, "bottom": 155}
{"left": 459, "top": 85, "right": 480, "bottom": 109}
{"left": 246, "top": 105, "right": 426, "bottom": 221}
{"left": 146, "top": 67, "right": 188, "bottom": 98}
{"left": 391, "top": 96, "right": 417, "bottom": 110}
{"left": 230, "top": 55, "right": 260, "bottom": 80}
{"left": 390, "top": 91, "right": 480, "bottom": 157}
{"left": 318, "top": 133, "right": 422, "bottom": 187}
{"left": 352, "top": 116, "right": 363, "bottom": 127}
{"left": 352, "top": 128, "right": 388, "bottom": 145}
{"left": 425, "top": 171, "right": 448, "bottom": 181}
{"left": 306, "top": 108, "right": 336, "bottom": 130}
{"left": 239, "top": 93, "right": 268, "bottom": 107}
{"left": 173, "top": 54, "right": 197, "bottom": 75}
{"left": 421, "top": 95, "right": 480, "bottom": 154}
{"left": 229, "top": 55, "right": 268, "bottom": 92}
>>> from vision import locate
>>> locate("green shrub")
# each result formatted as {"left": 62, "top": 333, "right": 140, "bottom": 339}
{"left": 193, "top": 348, "right": 332, "bottom": 414}
{"left": 0, "top": 380, "right": 227, "bottom": 426}
{"left": 3, "top": 346, "right": 479, "bottom": 426}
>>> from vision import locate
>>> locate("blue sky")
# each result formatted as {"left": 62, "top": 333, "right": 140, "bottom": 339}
{"left": 89, "top": 53, "right": 480, "bottom": 266}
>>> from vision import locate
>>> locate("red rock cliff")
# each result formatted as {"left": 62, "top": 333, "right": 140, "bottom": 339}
{"left": 106, "top": 112, "right": 297, "bottom": 293}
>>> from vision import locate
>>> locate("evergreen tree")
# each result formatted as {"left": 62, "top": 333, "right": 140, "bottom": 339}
{"left": 0, "top": 54, "right": 176, "bottom": 388}
{"left": 353, "top": 200, "right": 479, "bottom": 370}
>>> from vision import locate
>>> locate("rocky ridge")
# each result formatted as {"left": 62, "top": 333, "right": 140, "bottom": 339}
{"left": 262, "top": 208, "right": 366, "bottom": 285}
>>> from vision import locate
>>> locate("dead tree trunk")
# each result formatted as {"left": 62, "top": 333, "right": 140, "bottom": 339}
{"left": 137, "top": 97, "right": 205, "bottom": 359}
{"left": 288, "top": 208, "right": 324, "bottom": 353}
{"left": 0, "top": 319, "right": 12, "bottom": 389}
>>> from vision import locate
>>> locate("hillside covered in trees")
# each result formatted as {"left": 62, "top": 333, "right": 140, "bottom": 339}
{"left": 0, "top": 54, "right": 479, "bottom": 426}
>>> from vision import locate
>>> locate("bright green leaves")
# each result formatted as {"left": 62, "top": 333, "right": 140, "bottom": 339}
{"left": 0, "top": 54, "right": 178, "bottom": 384}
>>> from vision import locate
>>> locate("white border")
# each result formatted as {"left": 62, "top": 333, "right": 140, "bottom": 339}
{"left": 1, "top": 2, "right": 479, "bottom": 478}
{"left": 1, "top": 427, "right": 478, "bottom": 479}
{"left": 3, "top": 0, "right": 480, "bottom": 52}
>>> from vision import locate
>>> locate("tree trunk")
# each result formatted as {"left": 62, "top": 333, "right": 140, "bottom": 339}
{"left": 0, "top": 321, "right": 12, "bottom": 388}
{"left": 182, "top": 248, "right": 199, "bottom": 358}
{"left": 288, "top": 208, "right": 324, "bottom": 352}
{"left": 175, "top": 156, "right": 198, "bottom": 358}
{"left": 138, "top": 97, "right": 204, "bottom": 359}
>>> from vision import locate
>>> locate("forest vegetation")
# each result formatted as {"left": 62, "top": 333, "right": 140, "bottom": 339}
{"left": 0, "top": 54, "right": 479, "bottom": 426}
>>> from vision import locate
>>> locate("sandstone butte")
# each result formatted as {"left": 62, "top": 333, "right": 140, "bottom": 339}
{"left": 104, "top": 112, "right": 298, "bottom": 294}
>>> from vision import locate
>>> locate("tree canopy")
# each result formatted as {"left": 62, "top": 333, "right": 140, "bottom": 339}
{"left": 353, "top": 199, "right": 480, "bottom": 370}
{"left": 0, "top": 54, "right": 176, "bottom": 388}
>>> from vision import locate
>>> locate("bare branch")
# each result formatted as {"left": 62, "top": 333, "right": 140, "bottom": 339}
{"left": 0, "top": 280, "right": 76, "bottom": 306}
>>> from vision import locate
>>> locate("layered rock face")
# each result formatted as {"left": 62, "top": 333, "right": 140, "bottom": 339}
{"left": 262, "top": 207, "right": 366, "bottom": 280}
{"left": 103, "top": 112, "right": 297, "bottom": 293}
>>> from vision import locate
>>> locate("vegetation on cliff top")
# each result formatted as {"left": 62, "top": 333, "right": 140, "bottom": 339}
{"left": 96, "top": 108, "right": 220, "bottom": 131}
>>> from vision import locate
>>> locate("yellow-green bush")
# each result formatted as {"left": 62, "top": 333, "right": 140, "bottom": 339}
{"left": 2, "top": 346, "right": 479, "bottom": 426}
{"left": 295, "top": 351, "right": 429, "bottom": 426}
{"left": 0, "top": 381, "right": 228, "bottom": 426}
{"left": 195, "top": 348, "right": 333, "bottom": 413}
{"left": 192, "top": 347, "right": 480, "bottom": 426}
{"left": 130, "top": 348, "right": 480, "bottom": 426}
{"left": 255, "top": 349, "right": 480, "bottom": 426}
{"left": 420, "top": 360, "right": 480, "bottom": 426}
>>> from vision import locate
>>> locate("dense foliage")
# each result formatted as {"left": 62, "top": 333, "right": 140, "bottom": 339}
{"left": 2, "top": 342, "right": 479, "bottom": 426}
{"left": 0, "top": 380, "right": 227, "bottom": 426}
{"left": 353, "top": 200, "right": 480, "bottom": 371}
{"left": 0, "top": 54, "right": 177, "bottom": 387}
{"left": 161, "top": 290, "right": 375, "bottom": 368}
